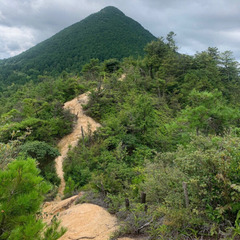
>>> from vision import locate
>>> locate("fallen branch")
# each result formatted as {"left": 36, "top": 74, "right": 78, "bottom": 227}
{"left": 69, "top": 236, "right": 95, "bottom": 240}
{"left": 137, "top": 218, "right": 153, "bottom": 233}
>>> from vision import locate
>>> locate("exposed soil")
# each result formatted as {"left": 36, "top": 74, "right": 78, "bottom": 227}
{"left": 43, "top": 194, "right": 145, "bottom": 240}
{"left": 42, "top": 91, "right": 145, "bottom": 240}
{"left": 55, "top": 92, "right": 101, "bottom": 200}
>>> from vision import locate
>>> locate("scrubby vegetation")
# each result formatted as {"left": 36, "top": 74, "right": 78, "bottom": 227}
{"left": 62, "top": 36, "right": 240, "bottom": 239}
{"left": 1, "top": 23, "right": 240, "bottom": 239}
{"left": 0, "top": 73, "right": 85, "bottom": 239}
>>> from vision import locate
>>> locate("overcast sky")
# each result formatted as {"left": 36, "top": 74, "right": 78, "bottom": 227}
{"left": 0, "top": 0, "right": 240, "bottom": 60}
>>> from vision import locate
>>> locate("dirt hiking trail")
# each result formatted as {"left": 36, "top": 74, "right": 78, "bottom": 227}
{"left": 43, "top": 91, "right": 143, "bottom": 240}
{"left": 55, "top": 92, "right": 100, "bottom": 201}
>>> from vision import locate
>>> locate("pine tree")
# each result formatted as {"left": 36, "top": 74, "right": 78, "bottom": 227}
{"left": 0, "top": 158, "right": 65, "bottom": 239}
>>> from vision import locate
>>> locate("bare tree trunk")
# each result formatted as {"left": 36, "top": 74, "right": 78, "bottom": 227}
{"left": 182, "top": 182, "right": 189, "bottom": 208}
{"left": 125, "top": 198, "right": 130, "bottom": 210}
{"left": 81, "top": 126, "right": 85, "bottom": 142}
{"left": 141, "top": 192, "right": 146, "bottom": 204}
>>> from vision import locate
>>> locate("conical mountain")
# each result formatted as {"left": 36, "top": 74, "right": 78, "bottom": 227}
{"left": 1, "top": 6, "right": 156, "bottom": 84}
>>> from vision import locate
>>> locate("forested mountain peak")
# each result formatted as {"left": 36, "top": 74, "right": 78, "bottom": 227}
{"left": 0, "top": 6, "right": 156, "bottom": 85}
{"left": 1, "top": 5, "right": 240, "bottom": 238}
{"left": 99, "top": 6, "right": 125, "bottom": 15}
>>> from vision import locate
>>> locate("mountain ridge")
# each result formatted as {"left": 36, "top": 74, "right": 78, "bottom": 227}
{"left": 0, "top": 6, "right": 156, "bottom": 85}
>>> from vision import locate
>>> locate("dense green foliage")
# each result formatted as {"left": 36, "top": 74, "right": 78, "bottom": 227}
{"left": 142, "top": 133, "right": 240, "bottom": 238}
{"left": 63, "top": 37, "right": 240, "bottom": 238}
{"left": 0, "top": 158, "right": 65, "bottom": 239}
{"left": 0, "top": 75, "right": 83, "bottom": 144}
{"left": 0, "top": 6, "right": 156, "bottom": 86}
{"left": 20, "top": 141, "right": 60, "bottom": 185}
{"left": 1, "top": 23, "right": 240, "bottom": 239}
{"left": 0, "top": 73, "right": 86, "bottom": 204}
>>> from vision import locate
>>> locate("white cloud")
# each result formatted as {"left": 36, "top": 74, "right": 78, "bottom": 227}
{"left": 0, "top": 10, "right": 5, "bottom": 21}
{"left": 0, "top": 25, "right": 35, "bottom": 58}
{"left": 0, "top": 0, "right": 240, "bottom": 60}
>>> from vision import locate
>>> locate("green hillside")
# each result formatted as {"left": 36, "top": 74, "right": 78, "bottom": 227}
{"left": 0, "top": 6, "right": 156, "bottom": 85}
{"left": 1, "top": 33, "right": 240, "bottom": 239}
{"left": 1, "top": 6, "right": 240, "bottom": 240}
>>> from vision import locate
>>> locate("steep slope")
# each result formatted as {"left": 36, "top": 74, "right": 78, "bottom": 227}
{"left": 43, "top": 90, "right": 145, "bottom": 240}
{"left": 43, "top": 195, "right": 146, "bottom": 240}
{"left": 43, "top": 196, "right": 118, "bottom": 240}
{"left": 55, "top": 92, "right": 101, "bottom": 200}
{"left": 0, "top": 6, "right": 156, "bottom": 85}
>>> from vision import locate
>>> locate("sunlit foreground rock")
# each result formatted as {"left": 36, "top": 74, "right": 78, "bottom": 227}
{"left": 43, "top": 195, "right": 144, "bottom": 240}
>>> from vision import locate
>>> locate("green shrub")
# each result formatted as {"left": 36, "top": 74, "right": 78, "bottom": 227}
{"left": 141, "top": 133, "right": 240, "bottom": 238}
{"left": 0, "top": 157, "right": 65, "bottom": 239}
{"left": 20, "top": 141, "right": 60, "bottom": 185}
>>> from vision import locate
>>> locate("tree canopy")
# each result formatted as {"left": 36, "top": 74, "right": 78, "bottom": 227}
{"left": 1, "top": 32, "right": 240, "bottom": 239}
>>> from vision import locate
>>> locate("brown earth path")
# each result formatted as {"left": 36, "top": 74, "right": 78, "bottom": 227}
{"left": 55, "top": 92, "right": 101, "bottom": 200}
{"left": 42, "top": 90, "right": 144, "bottom": 240}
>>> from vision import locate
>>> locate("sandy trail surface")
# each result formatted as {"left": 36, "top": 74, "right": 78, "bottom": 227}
{"left": 55, "top": 92, "right": 101, "bottom": 200}
{"left": 43, "top": 195, "right": 118, "bottom": 240}
{"left": 42, "top": 91, "right": 144, "bottom": 240}
{"left": 43, "top": 195, "right": 145, "bottom": 240}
